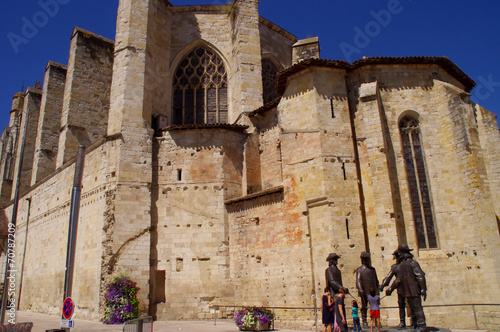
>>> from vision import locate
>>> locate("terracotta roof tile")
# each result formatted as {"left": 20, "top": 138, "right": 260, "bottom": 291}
{"left": 351, "top": 56, "right": 475, "bottom": 92}
{"left": 249, "top": 97, "right": 281, "bottom": 117}
{"left": 224, "top": 186, "right": 284, "bottom": 205}
{"left": 275, "top": 56, "right": 476, "bottom": 97}
{"left": 276, "top": 58, "right": 350, "bottom": 95}
{"left": 162, "top": 123, "right": 249, "bottom": 132}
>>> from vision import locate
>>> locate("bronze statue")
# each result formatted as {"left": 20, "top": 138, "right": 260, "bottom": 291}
{"left": 385, "top": 244, "right": 427, "bottom": 329}
{"left": 380, "top": 249, "right": 407, "bottom": 328}
{"left": 355, "top": 251, "right": 379, "bottom": 329}
{"left": 325, "top": 253, "right": 349, "bottom": 295}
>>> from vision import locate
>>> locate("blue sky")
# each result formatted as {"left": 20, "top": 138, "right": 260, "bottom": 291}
{"left": 1, "top": 0, "right": 499, "bottom": 132}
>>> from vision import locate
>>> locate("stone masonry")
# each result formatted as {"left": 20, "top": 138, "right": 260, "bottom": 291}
{"left": 0, "top": 1, "right": 499, "bottom": 331}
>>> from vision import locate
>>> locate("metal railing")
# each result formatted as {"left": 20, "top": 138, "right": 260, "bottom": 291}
{"left": 123, "top": 316, "right": 153, "bottom": 332}
{"left": 211, "top": 305, "right": 317, "bottom": 331}
{"left": 211, "top": 303, "right": 500, "bottom": 331}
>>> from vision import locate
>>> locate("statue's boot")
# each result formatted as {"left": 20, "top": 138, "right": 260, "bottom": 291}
{"left": 415, "top": 324, "right": 427, "bottom": 332}
{"left": 396, "top": 322, "right": 406, "bottom": 329}
{"left": 363, "top": 321, "right": 369, "bottom": 329}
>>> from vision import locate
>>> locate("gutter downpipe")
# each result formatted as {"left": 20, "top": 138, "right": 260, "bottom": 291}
{"left": 62, "top": 145, "right": 85, "bottom": 331}
{"left": 303, "top": 197, "right": 332, "bottom": 332}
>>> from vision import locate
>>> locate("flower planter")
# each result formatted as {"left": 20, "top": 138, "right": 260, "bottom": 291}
{"left": 234, "top": 307, "right": 274, "bottom": 331}
{"left": 239, "top": 322, "right": 270, "bottom": 331}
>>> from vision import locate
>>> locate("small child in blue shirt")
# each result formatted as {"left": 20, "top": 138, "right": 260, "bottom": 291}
{"left": 351, "top": 300, "right": 362, "bottom": 332}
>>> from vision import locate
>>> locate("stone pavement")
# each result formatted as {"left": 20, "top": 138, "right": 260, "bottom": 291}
{"left": 14, "top": 312, "right": 487, "bottom": 332}
{"left": 15, "top": 311, "right": 312, "bottom": 332}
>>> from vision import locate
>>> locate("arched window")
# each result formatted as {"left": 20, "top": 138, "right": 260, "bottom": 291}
{"left": 173, "top": 47, "right": 228, "bottom": 125}
{"left": 261, "top": 58, "right": 279, "bottom": 104}
{"left": 400, "top": 116, "right": 438, "bottom": 249}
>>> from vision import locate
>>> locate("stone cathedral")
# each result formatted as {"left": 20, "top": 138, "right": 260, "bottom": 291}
{"left": 0, "top": 0, "right": 499, "bottom": 330}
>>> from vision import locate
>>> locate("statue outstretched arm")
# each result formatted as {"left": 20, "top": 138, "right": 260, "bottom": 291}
{"left": 380, "top": 267, "right": 395, "bottom": 291}
{"left": 385, "top": 276, "right": 400, "bottom": 296}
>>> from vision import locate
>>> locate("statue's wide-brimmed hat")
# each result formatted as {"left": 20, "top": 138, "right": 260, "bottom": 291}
{"left": 394, "top": 243, "right": 413, "bottom": 254}
{"left": 326, "top": 253, "right": 341, "bottom": 261}
{"left": 360, "top": 251, "right": 371, "bottom": 258}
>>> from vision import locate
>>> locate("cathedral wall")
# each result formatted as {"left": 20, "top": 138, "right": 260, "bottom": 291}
{"left": 5, "top": 142, "right": 111, "bottom": 320}
{"left": 143, "top": 0, "right": 171, "bottom": 124}
{"left": 169, "top": 8, "right": 233, "bottom": 124}
{"left": 11, "top": 88, "right": 41, "bottom": 200}
{"left": 242, "top": 130, "right": 262, "bottom": 194}
{"left": 32, "top": 62, "right": 66, "bottom": 186}
{"left": 350, "top": 67, "right": 500, "bottom": 328}
{"left": 57, "top": 28, "right": 113, "bottom": 167}
{"left": 258, "top": 120, "right": 282, "bottom": 191}
{"left": 153, "top": 128, "right": 245, "bottom": 319}
{"left": 259, "top": 19, "right": 295, "bottom": 69}
{"left": 0, "top": 125, "right": 16, "bottom": 204}
{"left": 350, "top": 64, "right": 466, "bottom": 93}
{"left": 248, "top": 65, "right": 366, "bottom": 315}
{"left": 105, "top": 2, "right": 156, "bottom": 316}
{"left": 9, "top": 93, "right": 25, "bottom": 127}
{"left": 108, "top": 0, "right": 150, "bottom": 135}
{"left": 170, "top": 7, "right": 232, "bottom": 62}
{"left": 227, "top": 191, "right": 314, "bottom": 318}
{"left": 230, "top": 0, "right": 264, "bottom": 116}
{"left": 475, "top": 105, "right": 500, "bottom": 223}
{"left": 422, "top": 81, "right": 500, "bottom": 304}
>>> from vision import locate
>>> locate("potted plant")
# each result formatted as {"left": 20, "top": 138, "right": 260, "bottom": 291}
{"left": 234, "top": 307, "right": 274, "bottom": 331}
{"left": 103, "top": 275, "right": 139, "bottom": 324}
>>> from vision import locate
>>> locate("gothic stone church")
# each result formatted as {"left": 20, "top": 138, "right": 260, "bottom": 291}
{"left": 0, "top": 0, "right": 499, "bottom": 330}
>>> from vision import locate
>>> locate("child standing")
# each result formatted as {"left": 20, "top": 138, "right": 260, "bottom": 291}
{"left": 334, "top": 288, "right": 348, "bottom": 332}
{"left": 321, "top": 287, "right": 334, "bottom": 332}
{"left": 351, "top": 300, "right": 362, "bottom": 332}
{"left": 366, "top": 289, "right": 381, "bottom": 332}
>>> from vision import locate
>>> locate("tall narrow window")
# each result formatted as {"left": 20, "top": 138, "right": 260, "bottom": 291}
{"left": 173, "top": 47, "right": 228, "bottom": 125}
{"left": 400, "top": 116, "right": 438, "bottom": 249}
{"left": 262, "top": 58, "right": 279, "bottom": 104}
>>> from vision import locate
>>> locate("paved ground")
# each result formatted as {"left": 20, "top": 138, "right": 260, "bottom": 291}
{"left": 15, "top": 311, "right": 312, "bottom": 332}
{"left": 14, "top": 312, "right": 487, "bottom": 332}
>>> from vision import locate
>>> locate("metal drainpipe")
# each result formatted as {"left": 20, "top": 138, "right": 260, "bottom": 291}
{"left": 17, "top": 197, "right": 31, "bottom": 310}
{"left": 304, "top": 207, "right": 318, "bottom": 332}
{"left": 62, "top": 145, "right": 85, "bottom": 331}
{"left": 304, "top": 197, "right": 332, "bottom": 332}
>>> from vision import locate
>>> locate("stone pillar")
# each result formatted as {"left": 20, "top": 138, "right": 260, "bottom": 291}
{"left": 430, "top": 81, "right": 500, "bottom": 304}
{"left": 108, "top": 0, "right": 151, "bottom": 136}
{"left": 11, "top": 87, "right": 42, "bottom": 200}
{"left": 277, "top": 65, "right": 364, "bottom": 305}
{"left": 0, "top": 93, "right": 25, "bottom": 204}
{"left": 230, "top": 0, "right": 263, "bottom": 118}
{"left": 9, "top": 92, "right": 25, "bottom": 127}
{"left": 475, "top": 104, "right": 500, "bottom": 220}
{"left": 104, "top": 0, "right": 155, "bottom": 316}
{"left": 56, "top": 27, "right": 114, "bottom": 167}
{"left": 354, "top": 81, "right": 403, "bottom": 261}
{"left": 31, "top": 62, "right": 67, "bottom": 185}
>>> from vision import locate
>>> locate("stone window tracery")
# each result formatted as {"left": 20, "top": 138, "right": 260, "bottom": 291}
{"left": 262, "top": 58, "right": 279, "bottom": 104}
{"left": 173, "top": 47, "right": 228, "bottom": 125}
{"left": 400, "top": 116, "right": 438, "bottom": 249}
